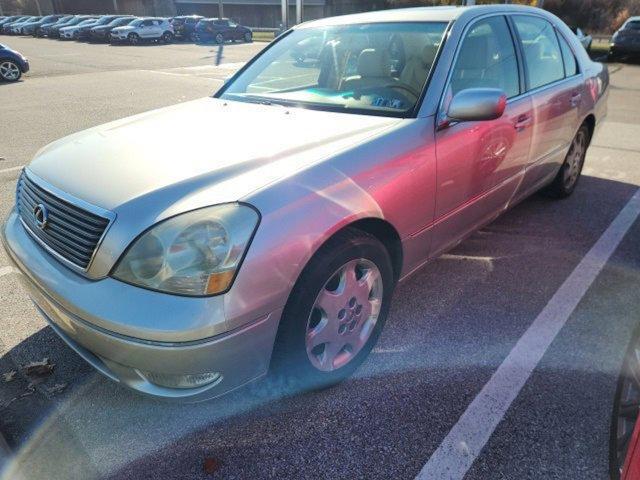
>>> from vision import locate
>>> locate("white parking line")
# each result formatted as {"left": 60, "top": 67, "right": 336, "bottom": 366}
{"left": 0, "top": 165, "right": 23, "bottom": 174}
{"left": 416, "top": 188, "right": 640, "bottom": 480}
{"left": 0, "top": 266, "right": 13, "bottom": 278}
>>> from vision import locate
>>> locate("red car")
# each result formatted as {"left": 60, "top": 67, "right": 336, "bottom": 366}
{"left": 611, "top": 331, "right": 640, "bottom": 479}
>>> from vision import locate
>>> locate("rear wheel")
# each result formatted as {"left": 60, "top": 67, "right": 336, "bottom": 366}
{"left": 545, "top": 124, "right": 589, "bottom": 198}
{"left": 270, "top": 229, "right": 395, "bottom": 391}
{"left": 215, "top": 33, "right": 224, "bottom": 44}
{"left": 128, "top": 32, "right": 140, "bottom": 45}
{"left": 244, "top": 31, "right": 252, "bottom": 43}
{"left": 162, "top": 31, "right": 173, "bottom": 43}
{"left": 0, "top": 60, "right": 21, "bottom": 82}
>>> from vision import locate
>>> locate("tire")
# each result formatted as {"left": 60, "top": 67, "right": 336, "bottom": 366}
{"left": 190, "top": 32, "right": 198, "bottom": 42}
{"left": 0, "top": 60, "right": 22, "bottom": 82}
{"left": 128, "top": 32, "right": 140, "bottom": 45}
{"left": 244, "top": 31, "right": 252, "bottom": 43}
{"left": 162, "top": 31, "right": 173, "bottom": 43}
{"left": 215, "top": 33, "right": 224, "bottom": 44}
{"left": 610, "top": 327, "right": 640, "bottom": 480}
{"left": 270, "top": 228, "right": 395, "bottom": 391}
{"left": 545, "top": 124, "right": 589, "bottom": 198}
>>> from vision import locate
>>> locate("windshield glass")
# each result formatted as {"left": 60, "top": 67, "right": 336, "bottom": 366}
{"left": 77, "top": 20, "right": 96, "bottom": 27}
{"left": 220, "top": 22, "right": 447, "bottom": 117}
{"left": 111, "top": 17, "right": 134, "bottom": 26}
{"left": 625, "top": 20, "right": 640, "bottom": 30}
{"left": 129, "top": 19, "right": 143, "bottom": 27}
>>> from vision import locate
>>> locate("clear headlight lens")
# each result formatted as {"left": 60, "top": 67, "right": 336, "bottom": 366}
{"left": 112, "top": 204, "right": 259, "bottom": 296}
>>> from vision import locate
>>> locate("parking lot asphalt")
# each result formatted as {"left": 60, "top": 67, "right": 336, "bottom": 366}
{"left": 0, "top": 36, "right": 639, "bottom": 480}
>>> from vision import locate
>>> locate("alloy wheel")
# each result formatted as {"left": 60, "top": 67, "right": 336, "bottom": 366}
{"left": 305, "top": 258, "right": 383, "bottom": 372}
{"left": 563, "top": 129, "right": 587, "bottom": 189}
{"left": 215, "top": 33, "right": 224, "bottom": 44}
{"left": 128, "top": 33, "right": 139, "bottom": 45}
{"left": 0, "top": 61, "right": 20, "bottom": 81}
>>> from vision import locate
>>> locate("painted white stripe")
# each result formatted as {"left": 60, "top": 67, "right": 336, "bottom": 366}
{"left": 0, "top": 165, "right": 23, "bottom": 174}
{"left": 416, "top": 188, "right": 640, "bottom": 480}
{"left": 0, "top": 266, "right": 13, "bottom": 277}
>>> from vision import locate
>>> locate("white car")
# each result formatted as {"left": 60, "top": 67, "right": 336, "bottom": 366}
{"left": 110, "top": 18, "right": 173, "bottom": 44}
{"left": 59, "top": 18, "right": 98, "bottom": 40}
{"left": 571, "top": 26, "right": 592, "bottom": 51}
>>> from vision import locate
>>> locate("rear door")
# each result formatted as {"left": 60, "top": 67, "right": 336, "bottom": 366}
{"left": 512, "top": 14, "right": 583, "bottom": 191}
{"left": 432, "top": 15, "right": 533, "bottom": 255}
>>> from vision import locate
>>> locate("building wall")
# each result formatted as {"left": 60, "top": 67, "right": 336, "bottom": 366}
{"left": 175, "top": 2, "right": 324, "bottom": 27}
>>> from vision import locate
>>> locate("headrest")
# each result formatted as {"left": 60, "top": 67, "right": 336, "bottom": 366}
{"left": 421, "top": 44, "right": 439, "bottom": 67}
{"left": 357, "top": 49, "right": 387, "bottom": 78}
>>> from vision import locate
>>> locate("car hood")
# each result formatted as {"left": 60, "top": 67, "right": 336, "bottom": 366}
{"left": 27, "top": 97, "right": 401, "bottom": 215}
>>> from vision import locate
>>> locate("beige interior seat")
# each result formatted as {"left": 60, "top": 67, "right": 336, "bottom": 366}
{"left": 400, "top": 43, "right": 439, "bottom": 94}
{"left": 342, "top": 48, "right": 395, "bottom": 91}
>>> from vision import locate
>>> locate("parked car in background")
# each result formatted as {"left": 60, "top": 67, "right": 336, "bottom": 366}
{"left": 19, "top": 14, "right": 64, "bottom": 36}
{"left": 89, "top": 16, "right": 136, "bottom": 42}
{"left": 0, "top": 6, "right": 608, "bottom": 401}
{"left": 194, "top": 17, "right": 252, "bottom": 43}
{"left": 3, "top": 16, "right": 38, "bottom": 35}
{"left": 34, "top": 14, "right": 73, "bottom": 37}
{"left": 0, "top": 15, "right": 27, "bottom": 31}
{"left": 569, "top": 26, "right": 592, "bottom": 51}
{"left": 0, "top": 43, "right": 28, "bottom": 82}
{"left": 59, "top": 18, "right": 99, "bottom": 40}
{"left": 171, "top": 15, "right": 203, "bottom": 41}
{"left": 609, "top": 16, "right": 640, "bottom": 61}
{"left": 70, "top": 15, "right": 123, "bottom": 40}
{"left": 110, "top": 18, "right": 174, "bottom": 45}
{"left": 48, "top": 15, "right": 93, "bottom": 39}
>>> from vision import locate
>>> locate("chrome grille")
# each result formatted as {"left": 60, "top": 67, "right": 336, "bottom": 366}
{"left": 16, "top": 171, "right": 111, "bottom": 270}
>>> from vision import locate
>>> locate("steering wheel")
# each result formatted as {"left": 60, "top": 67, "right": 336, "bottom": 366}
{"left": 383, "top": 82, "right": 421, "bottom": 99}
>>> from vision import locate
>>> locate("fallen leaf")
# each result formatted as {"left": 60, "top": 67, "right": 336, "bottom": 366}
{"left": 23, "top": 358, "right": 54, "bottom": 380}
{"left": 203, "top": 457, "right": 221, "bottom": 475}
{"left": 2, "top": 371, "right": 16, "bottom": 382}
{"left": 46, "top": 383, "right": 67, "bottom": 395}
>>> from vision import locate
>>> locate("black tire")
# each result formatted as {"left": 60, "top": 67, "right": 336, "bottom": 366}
{"left": 215, "top": 33, "right": 224, "bottom": 44}
{"left": 244, "top": 31, "right": 252, "bottom": 43}
{"left": 270, "top": 228, "right": 395, "bottom": 391}
{"left": 545, "top": 124, "right": 589, "bottom": 198}
{"left": 610, "top": 326, "right": 640, "bottom": 480}
{"left": 0, "top": 60, "right": 22, "bottom": 82}
{"left": 162, "top": 31, "right": 173, "bottom": 43}
{"left": 128, "top": 32, "right": 140, "bottom": 45}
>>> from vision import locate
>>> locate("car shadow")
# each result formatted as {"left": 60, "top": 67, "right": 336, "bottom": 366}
{"left": 0, "top": 174, "right": 639, "bottom": 480}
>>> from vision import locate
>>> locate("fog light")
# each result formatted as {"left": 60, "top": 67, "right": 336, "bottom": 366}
{"left": 141, "top": 371, "right": 222, "bottom": 389}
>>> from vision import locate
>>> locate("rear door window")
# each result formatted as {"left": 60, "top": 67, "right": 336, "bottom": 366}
{"left": 513, "top": 15, "right": 565, "bottom": 90}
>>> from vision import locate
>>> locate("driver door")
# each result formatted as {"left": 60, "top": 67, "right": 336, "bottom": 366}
{"left": 431, "top": 15, "right": 533, "bottom": 255}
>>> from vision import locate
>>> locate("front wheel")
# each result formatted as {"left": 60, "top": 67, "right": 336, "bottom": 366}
{"left": 0, "top": 60, "right": 21, "bottom": 82}
{"left": 244, "top": 31, "right": 252, "bottom": 43}
{"left": 545, "top": 124, "right": 589, "bottom": 198}
{"left": 128, "top": 33, "right": 140, "bottom": 45}
{"left": 270, "top": 229, "right": 395, "bottom": 390}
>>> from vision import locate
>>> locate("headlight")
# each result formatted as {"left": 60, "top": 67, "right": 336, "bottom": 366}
{"left": 112, "top": 204, "right": 259, "bottom": 296}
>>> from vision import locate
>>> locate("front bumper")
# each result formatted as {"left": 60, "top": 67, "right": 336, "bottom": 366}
{"left": 2, "top": 210, "right": 282, "bottom": 401}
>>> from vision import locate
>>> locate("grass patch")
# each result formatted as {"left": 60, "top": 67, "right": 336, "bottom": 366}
{"left": 253, "top": 31, "right": 275, "bottom": 42}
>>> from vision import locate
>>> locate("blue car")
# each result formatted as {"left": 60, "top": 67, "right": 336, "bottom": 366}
{"left": 0, "top": 43, "right": 29, "bottom": 82}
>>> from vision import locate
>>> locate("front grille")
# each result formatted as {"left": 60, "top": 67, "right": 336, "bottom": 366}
{"left": 16, "top": 172, "right": 111, "bottom": 270}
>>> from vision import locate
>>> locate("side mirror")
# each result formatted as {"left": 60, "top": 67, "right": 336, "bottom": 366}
{"left": 445, "top": 88, "right": 507, "bottom": 124}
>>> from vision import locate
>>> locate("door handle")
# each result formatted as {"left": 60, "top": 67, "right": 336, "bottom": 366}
{"left": 570, "top": 92, "right": 582, "bottom": 107}
{"left": 514, "top": 114, "right": 532, "bottom": 132}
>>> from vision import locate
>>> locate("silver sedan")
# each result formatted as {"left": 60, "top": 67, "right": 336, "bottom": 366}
{"left": 2, "top": 5, "right": 608, "bottom": 400}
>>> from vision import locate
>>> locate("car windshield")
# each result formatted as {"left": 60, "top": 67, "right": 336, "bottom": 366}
{"left": 220, "top": 22, "right": 447, "bottom": 117}
{"left": 625, "top": 20, "right": 640, "bottom": 30}
{"left": 77, "top": 20, "right": 96, "bottom": 26}
{"left": 129, "top": 19, "right": 144, "bottom": 27}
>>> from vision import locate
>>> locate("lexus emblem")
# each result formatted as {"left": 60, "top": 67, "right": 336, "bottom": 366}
{"left": 33, "top": 204, "right": 49, "bottom": 230}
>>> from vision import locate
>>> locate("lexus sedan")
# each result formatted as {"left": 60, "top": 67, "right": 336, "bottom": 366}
{"left": 1, "top": 5, "right": 608, "bottom": 401}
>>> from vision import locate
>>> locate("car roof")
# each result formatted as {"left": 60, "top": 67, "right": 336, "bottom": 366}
{"left": 298, "top": 4, "right": 553, "bottom": 29}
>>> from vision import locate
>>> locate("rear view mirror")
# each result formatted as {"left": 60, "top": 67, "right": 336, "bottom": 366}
{"left": 446, "top": 88, "right": 507, "bottom": 123}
